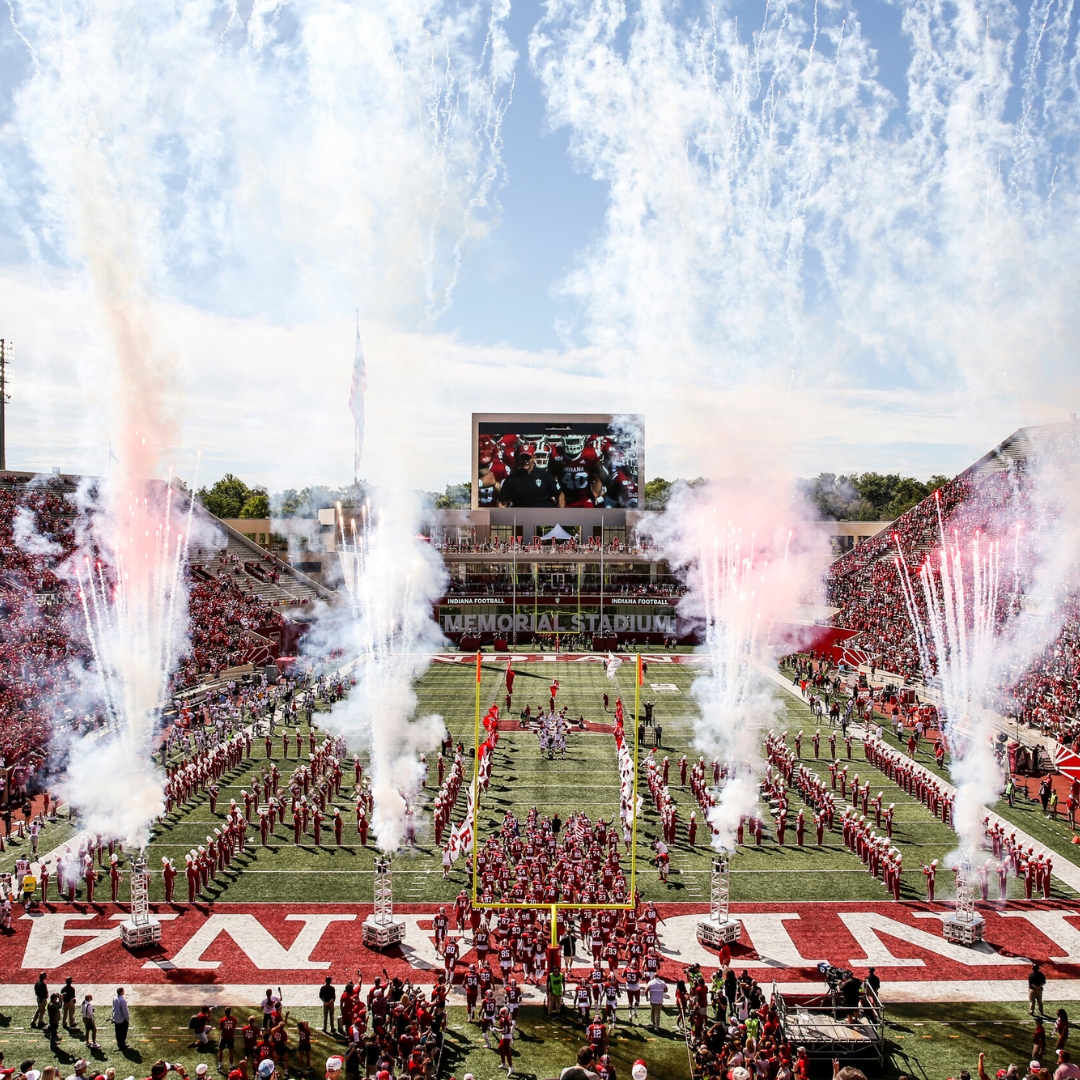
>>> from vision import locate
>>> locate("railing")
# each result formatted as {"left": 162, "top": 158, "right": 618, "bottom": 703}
{"left": 773, "top": 981, "right": 886, "bottom": 1064}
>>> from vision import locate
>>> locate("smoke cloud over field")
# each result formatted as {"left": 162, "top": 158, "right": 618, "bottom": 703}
{"left": 651, "top": 479, "right": 827, "bottom": 850}
{"left": 1, "top": 0, "right": 514, "bottom": 845}
{"left": 308, "top": 490, "right": 448, "bottom": 853}
{"left": 3, "top": 0, "right": 514, "bottom": 324}
{"left": 530, "top": 0, "right": 1080, "bottom": 416}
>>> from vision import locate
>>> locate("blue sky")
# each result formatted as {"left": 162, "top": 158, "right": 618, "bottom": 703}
{"left": 0, "top": 0, "right": 1075, "bottom": 491}
{"left": 439, "top": 0, "right": 607, "bottom": 353}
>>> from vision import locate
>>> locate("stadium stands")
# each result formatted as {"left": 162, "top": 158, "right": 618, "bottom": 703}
{"left": 0, "top": 472, "right": 330, "bottom": 774}
{"left": 826, "top": 422, "right": 1080, "bottom": 741}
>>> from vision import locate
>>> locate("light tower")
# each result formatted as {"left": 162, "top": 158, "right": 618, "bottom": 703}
{"left": 362, "top": 855, "right": 406, "bottom": 948}
{"left": 119, "top": 856, "right": 162, "bottom": 949}
{"left": 696, "top": 853, "right": 742, "bottom": 946}
{"left": 942, "top": 857, "right": 985, "bottom": 944}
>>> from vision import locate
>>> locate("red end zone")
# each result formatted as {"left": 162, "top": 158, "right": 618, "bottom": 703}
{"left": 2, "top": 901, "right": 1079, "bottom": 1002}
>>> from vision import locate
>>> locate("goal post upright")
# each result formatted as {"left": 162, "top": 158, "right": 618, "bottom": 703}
{"left": 630, "top": 652, "right": 642, "bottom": 905}
{"left": 470, "top": 649, "right": 482, "bottom": 909}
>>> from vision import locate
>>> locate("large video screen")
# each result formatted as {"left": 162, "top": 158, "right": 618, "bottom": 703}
{"left": 476, "top": 417, "right": 642, "bottom": 509}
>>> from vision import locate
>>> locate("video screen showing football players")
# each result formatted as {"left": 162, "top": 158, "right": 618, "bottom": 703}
{"left": 477, "top": 422, "right": 640, "bottom": 510}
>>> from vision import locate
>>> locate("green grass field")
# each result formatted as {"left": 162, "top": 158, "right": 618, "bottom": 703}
{"left": 0, "top": 1003, "right": 695, "bottom": 1080}
{"left": 140, "top": 657, "right": 1061, "bottom": 907}
{"left": 14, "top": 656, "right": 1080, "bottom": 1079}
{"left": 0, "top": 1000, "right": 1069, "bottom": 1080}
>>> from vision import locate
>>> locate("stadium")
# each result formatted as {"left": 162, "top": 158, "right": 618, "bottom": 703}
{"left": 2, "top": 4, "right": 1080, "bottom": 1079}
{"left": 0, "top": 408, "right": 1076, "bottom": 1080}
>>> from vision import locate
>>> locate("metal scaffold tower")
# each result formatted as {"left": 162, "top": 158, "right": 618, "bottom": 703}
{"left": 697, "top": 854, "right": 742, "bottom": 946}
{"left": 362, "top": 856, "right": 406, "bottom": 948}
{"left": 942, "top": 858, "right": 985, "bottom": 944}
{"left": 120, "top": 857, "right": 162, "bottom": 949}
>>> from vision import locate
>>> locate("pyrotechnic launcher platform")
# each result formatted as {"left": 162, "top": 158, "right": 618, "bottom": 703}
{"left": 120, "top": 858, "right": 162, "bottom": 949}
{"left": 362, "top": 857, "right": 406, "bottom": 949}
{"left": 696, "top": 855, "right": 742, "bottom": 946}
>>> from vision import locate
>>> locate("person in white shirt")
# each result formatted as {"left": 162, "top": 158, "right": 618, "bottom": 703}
{"left": 261, "top": 988, "right": 281, "bottom": 1029}
{"left": 112, "top": 987, "right": 130, "bottom": 1050}
{"left": 646, "top": 975, "right": 666, "bottom": 1030}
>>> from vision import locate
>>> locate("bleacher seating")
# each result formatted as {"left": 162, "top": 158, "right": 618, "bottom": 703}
{"left": 826, "top": 423, "right": 1080, "bottom": 741}
{"left": 0, "top": 472, "right": 326, "bottom": 772}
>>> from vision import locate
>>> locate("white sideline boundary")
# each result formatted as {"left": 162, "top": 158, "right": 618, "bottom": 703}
{"left": 0, "top": 979, "right": 1064, "bottom": 1008}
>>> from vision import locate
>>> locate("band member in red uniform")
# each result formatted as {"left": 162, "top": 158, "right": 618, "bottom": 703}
{"left": 162, "top": 857, "right": 177, "bottom": 903}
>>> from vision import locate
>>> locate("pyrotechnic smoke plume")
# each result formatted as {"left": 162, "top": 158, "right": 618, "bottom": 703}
{"left": 313, "top": 490, "right": 448, "bottom": 853}
{"left": 531, "top": 0, "right": 1080, "bottom": 424}
{"left": 652, "top": 480, "right": 825, "bottom": 850}
{"left": 896, "top": 459, "right": 1080, "bottom": 861}
{"left": 58, "top": 473, "right": 192, "bottom": 850}
{"left": 3, "top": 0, "right": 515, "bottom": 323}
{"left": 2, "top": 0, "right": 515, "bottom": 845}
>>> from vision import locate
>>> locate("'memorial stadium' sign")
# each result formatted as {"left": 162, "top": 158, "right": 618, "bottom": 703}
{"left": 439, "top": 611, "right": 677, "bottom": 634}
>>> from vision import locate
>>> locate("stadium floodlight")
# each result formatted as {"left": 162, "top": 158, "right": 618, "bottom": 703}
{"left": 468, "top": 652, "right": 643, "bottom": 962}
{"left": 942, "top": 858, "right": 984, "bottom": 945}
{"left": 363, "top": 856, "right": 406, "bottom": 949}
{"left": 120, "top": 856, "right": 162, "bottom": 949}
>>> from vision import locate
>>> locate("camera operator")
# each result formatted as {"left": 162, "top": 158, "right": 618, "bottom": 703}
{"left": 840, "top": 970, "right": 863, "bottom": 1021}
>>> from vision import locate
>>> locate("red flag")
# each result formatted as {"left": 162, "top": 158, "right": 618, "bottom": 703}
{"left": 615, "top": 698, "right": 624, "bottom": 723}
{"left": 476, "top": 651, "right": 482, "bottom": 684}
{"left": 637, "top": 654, "right": 643, "bottom": 686}
{"left": 505, "top": 660, "right": 515, "bottom": 693}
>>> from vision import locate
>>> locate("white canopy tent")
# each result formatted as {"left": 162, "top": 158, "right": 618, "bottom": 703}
{"left": 539, "top": 524, "right": 575, "bottom": 541}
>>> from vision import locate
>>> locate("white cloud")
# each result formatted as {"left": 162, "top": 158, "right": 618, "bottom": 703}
{"left": 0, "top": 270, "right": 1057, "bottom": 491}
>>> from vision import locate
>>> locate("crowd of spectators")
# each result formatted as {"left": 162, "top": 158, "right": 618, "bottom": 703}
{"left": 0, "top": 477, "right": 298, "bottom": 779}
{"left": 683, "top": 968, "right": 798, "bottom": 1080}
{"left": 444, "top": 578, "right": 685, "bottom": 599}
{"left": 179, "top": 557, "right": 288, "bottom": 686}
{"left": 826, "top": 464, "right": 1080, "bottom": 742}
{"left": 433, "top": 535, "right": 655, "bottom": 556}
{"left": 0, "top": 480, "right": 86, "bottom": 774}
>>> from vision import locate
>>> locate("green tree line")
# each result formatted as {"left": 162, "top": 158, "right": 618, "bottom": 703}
{"left": 797, "top": 471, "right": 950, "bottom": 520}
{"left": 198, "top": 472, "right": 947, "bottom": 521}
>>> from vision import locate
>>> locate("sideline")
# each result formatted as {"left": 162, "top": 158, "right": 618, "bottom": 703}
{"left": 0, "top": 978, "right": 1071, "bottom": 1007}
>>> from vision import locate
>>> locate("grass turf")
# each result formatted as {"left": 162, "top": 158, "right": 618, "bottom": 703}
{"left": 22, "top": 657, "right": 1080, "bottom": 1078}
{"left": 0, "top": 1004, "right": 696, "bottom": 1080}
{"left": 121, "top": 658, "right": 1080, "bottom": 904}
{"left": 0, "top": 1001, "right": 1070, "bottom": 1080}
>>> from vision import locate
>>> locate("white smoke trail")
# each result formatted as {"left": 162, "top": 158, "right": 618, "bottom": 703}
{"left": 313, "top": 489, "right": 448, "bottom": 853}
{"left": 651, "top": 480, "right": 825, "bottom": 850}
{"left": 530, "top": 0, "right": 1080, "bottom": 413}
{"left": 1, "top": 0, "right": 514, "bottom": 844}
{"left": 3, "top": 0, "right": 515, "bottom": 323}
{"left": 895, "top": 458, "right": 1080, "bottom": 860}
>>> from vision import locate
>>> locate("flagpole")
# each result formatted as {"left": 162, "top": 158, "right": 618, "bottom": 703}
{"left": 470, "top": 650, "right": 482, "bottom": 907}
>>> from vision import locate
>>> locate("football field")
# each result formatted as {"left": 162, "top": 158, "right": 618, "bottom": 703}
{"left": 0, "top": 655, "right": 1078, "bottom": 1079}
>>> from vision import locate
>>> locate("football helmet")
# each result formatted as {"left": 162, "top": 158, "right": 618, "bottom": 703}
{"left": 563, "top": 433, "right": 587, "bottom": 457}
